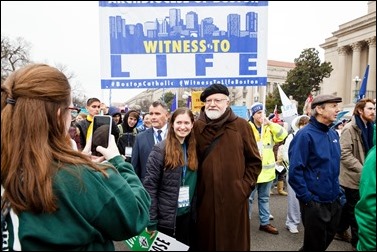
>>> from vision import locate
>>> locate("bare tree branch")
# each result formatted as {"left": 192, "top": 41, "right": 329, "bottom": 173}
{"left": 1, "top": 35, "right": 31, "bottom": 83}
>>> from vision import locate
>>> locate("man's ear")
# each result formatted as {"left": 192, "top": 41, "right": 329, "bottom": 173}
{"left": 315, "top": 106, "right": 323, "bottom": 115}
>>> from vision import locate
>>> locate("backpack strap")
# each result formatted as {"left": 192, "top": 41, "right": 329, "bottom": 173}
{"left": 133, "top": 127, "right": 138, "bottom": 136}
{"left": 118, "top": 124, "right": 123, "bottom": 135}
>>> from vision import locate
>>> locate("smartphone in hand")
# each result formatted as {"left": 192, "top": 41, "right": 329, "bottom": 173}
{"left": 91, "top": 115, "right": 112, "bottom": 156}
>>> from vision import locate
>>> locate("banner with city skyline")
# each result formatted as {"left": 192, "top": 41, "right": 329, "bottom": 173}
{"left": 99, "top": 1, "right": 268, "bottom": 89}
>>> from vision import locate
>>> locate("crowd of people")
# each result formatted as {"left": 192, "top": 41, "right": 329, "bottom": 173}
{"left": 1, "top": 63, "right": 376, "bottom": 251}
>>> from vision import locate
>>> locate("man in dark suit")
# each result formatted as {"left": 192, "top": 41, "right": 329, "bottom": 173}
{"left": 131, "top": 101, "right": 169, "bottom": 182}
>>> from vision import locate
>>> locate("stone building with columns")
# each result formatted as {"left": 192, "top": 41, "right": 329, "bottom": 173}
{"left": 320, "top": 1, "right": 376, "bottom": 108}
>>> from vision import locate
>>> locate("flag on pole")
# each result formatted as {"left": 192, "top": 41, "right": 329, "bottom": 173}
{"left": 277, "top": 84, "right": 298, "bottom": 117}
{"left": 277, "top": 84, "right": 291, "bottom": 106}
{"left": 271, "top": 104, "right": 282, "bottom": 123}
{"left": 186, "top": 95, "right": 192, "bottom": 109}
{"left": 170, "top": 92, "right": 178, "bottom": 112}
{"left": 357, "top": 64, "right": 369, "bottom": 102}
{"left": 274, "top": 104, "right": 278, "bottom": 117}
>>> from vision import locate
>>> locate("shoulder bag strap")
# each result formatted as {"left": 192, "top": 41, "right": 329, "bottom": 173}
{"left": 201, "top": 135, "right": 221, "bottom": 163}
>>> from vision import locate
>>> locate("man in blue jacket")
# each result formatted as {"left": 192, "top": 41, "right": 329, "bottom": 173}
{"left": 288, "top": 94, "right": 345, "bottom": 251}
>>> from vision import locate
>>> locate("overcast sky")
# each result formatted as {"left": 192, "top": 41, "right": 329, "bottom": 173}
{"left": 1, "top": 1, "right": 369, "bottom": 104}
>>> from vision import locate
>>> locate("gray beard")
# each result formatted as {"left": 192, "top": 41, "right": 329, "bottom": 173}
{"left": 205, "top": 110, "right": 223, "bottom": 120}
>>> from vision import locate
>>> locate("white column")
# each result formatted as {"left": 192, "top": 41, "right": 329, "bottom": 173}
{"left": 351, "top": 42, "right": 362, "bottom": 87}
{"left": 366, "top": 37, "right": 376, "bottom": 98}
{"left": 351, "top": 42, "right": 363, "bottom": 102}
{"left": 337, "top": 46, "right": 349, "bottom": 103}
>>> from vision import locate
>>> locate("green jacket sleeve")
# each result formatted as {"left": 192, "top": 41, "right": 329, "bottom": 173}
{"left": 96, "top": 155, "right": 151, "bottom": 240}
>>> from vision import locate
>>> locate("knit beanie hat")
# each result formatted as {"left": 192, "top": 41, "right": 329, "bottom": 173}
{"left": 250, "top": 102, "right": 263, "bottom": 116}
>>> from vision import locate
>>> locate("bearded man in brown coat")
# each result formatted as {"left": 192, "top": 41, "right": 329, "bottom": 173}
{"left": 193, "top": 84, "right": 262, "bottom": 250}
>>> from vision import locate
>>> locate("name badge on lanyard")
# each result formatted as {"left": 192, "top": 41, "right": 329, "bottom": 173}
{"left": 125, "top": 147, "right": 132, "bottom": 157}
{"left": 178, "top": 186, "right": 190, "bottom": 208}
{"left": 178, "top": 143, "right": 190, "bottom": 208}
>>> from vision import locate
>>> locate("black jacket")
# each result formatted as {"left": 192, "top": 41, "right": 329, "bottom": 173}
{"left": 143, "top": 141, "right": 183, "bottom": 230}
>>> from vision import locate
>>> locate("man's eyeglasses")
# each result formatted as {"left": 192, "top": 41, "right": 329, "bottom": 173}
{"left": 205, "top": 98, "right": 228, "bottom": 105}
{"left": 67, "top": 107, "right": 81, "bottom": 118}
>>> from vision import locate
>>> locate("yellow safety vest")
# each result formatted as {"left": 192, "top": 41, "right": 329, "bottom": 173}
{"left": 249, "top": 122, "right": 288, "bottom": 183}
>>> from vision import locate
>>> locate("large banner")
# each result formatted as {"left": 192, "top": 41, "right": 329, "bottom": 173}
{"left": 99, "top": 1, "right": 268, "bottom": 90}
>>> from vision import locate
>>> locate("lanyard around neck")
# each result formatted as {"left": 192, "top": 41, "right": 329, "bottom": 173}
{"left": 182, "top": 143, "right": 187, "bottom": 186}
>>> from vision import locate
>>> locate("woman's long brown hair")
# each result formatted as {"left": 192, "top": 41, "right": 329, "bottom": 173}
{"left": 164, "top": 108, "right": 198, "bottom": 171}
{"left": 1, "top": 64, "right": 109, "bottom": 214}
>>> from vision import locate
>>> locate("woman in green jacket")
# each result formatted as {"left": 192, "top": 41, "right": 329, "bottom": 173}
{"left": 355, "top": 125, "right": 376, "bottom": 251}
{"left": 1, "top": 64, "right": 151, "bottom": 251}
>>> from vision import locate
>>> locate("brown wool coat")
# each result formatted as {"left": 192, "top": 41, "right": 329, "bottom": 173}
{"left": 193, "top": 107, "right": 262, "bottom": 251}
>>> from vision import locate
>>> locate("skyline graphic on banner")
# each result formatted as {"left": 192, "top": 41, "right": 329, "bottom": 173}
{"left": 109, "top": 9, "right": 258, "bottom": 54}
{"left": 99, "top": 2, "right": 268, "bottom": 89}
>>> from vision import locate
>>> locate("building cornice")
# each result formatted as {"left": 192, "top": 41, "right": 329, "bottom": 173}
{"left": 320, "top": 12, "right": 376, "bottom": 49}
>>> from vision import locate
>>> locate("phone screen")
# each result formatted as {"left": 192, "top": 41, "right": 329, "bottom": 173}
{"left": 91, "top": 115, "right": 112, "bottom": 156}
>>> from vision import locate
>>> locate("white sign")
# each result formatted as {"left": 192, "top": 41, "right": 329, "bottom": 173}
{"left": 281, "top": 103, "right": 298, "bottom": 118}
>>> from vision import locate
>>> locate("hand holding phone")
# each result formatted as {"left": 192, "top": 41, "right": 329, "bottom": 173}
{"left": 91, "top": 115, "right": 112, "bottom": 157}
{"left": 95, "top": 135, "right": 120, "bottom": 161}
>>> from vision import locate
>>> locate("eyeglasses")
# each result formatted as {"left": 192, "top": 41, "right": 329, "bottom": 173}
{"left": 67, "top": 107, "right": 81, "bottom": 118}
{"left": 205, "top": 98, "right": 228, "bottom": 105}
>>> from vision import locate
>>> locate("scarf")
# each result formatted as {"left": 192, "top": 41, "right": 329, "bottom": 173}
{"left": 202, "top": 107, "right": 236, "bottom": 135}
{"left": 355, "top": 115, "right": 374, "bottom": 154}
{"left": 86, "top": 115, "right": 94, "bottom": 143}
{"left": 196, "top": 107, "right": 237, "bottom": 145}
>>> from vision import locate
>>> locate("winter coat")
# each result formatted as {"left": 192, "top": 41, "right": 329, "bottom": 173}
{"left": 355, "top": 145, "right": 376, "bottom": 251}
{"left": 193, "top": 106, "right": 262, "bottom": 251}
{"left": 339, "top": 117, "right": 368, "bottom": 189}
{"left": 2, "top": 156, "right": 150, "bottom": 251}
{"left": 143, "top": 141, "right": 197, "bottom": 231}
{"left": 288, "top": 117, "right": 342, "bottom": 204}
{"left": 117, "top": 110, "right": 140, "bottom": 159}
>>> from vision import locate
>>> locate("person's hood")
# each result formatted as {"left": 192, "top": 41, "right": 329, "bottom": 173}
{"left": 108, "top": 106, "right": 120, "bottom": 116}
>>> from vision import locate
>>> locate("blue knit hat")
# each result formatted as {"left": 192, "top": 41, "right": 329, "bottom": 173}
{"left": 250, "top": 102, "right": 263, "bottom": 116}
{"left": 108, "top": 106, "right": 120, "bottom": 116}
